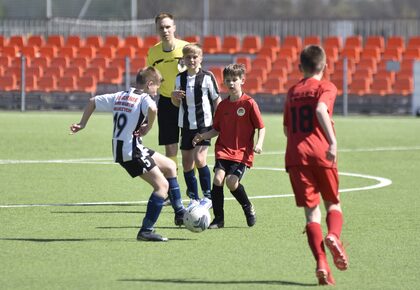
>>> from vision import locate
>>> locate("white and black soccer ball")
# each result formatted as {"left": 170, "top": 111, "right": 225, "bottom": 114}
{"left": 183, "top": 205, "right": 211, "bottom": 233}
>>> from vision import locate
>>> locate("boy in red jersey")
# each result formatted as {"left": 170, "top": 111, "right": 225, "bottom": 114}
{"left": 283, "top": 45, "right": 348, "bottom": 286}
{"left": 193, "top": 63, "right": 265, "bottom": 229}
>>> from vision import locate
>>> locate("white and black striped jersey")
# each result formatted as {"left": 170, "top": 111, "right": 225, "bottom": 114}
{"left": 175, "top": 69, "right": 220, "bottom": 129}
{"left": 94, "top": 88, "right": 155, "bottom": 163}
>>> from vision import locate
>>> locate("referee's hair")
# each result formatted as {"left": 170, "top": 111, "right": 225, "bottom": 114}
{"left": 155, "top": 12, "right": 174, "bottom": 24}
{"left": 136, "top": 66, "right": 163, "bottom": 86}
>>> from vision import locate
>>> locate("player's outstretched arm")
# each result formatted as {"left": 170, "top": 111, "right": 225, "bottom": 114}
{"left": 254, "top": 127, "right": 266, "bottom": 154}
{"left": 192, "top": 129, "right": 219, "bottom": 147}
{"left": 316, "top": 102, "right": 337, "bottom": 163}
{"left": 70, "top": 97, "right": 96, "bottom": 134}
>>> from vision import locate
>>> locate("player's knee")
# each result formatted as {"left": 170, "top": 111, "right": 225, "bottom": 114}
{"left": 225, "top": 176, "right": 238, "bottom": 191}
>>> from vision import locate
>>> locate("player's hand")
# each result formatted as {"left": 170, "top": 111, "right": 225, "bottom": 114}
{"left": 326, "top": 143, "right": 337, "bottom": 163}
{"left": 192, "top": 134, "right": 203, "bottom": 147}
{"left": 69, "top": 123, "right": 84, "bottom": 134}
{"left": 171, "top": 90, "right": 185, "bottom": 101}
{"left": 133, "top": 123, "right": 149, "bottom": 137}
{"left": 253, "top": 145, "right": 263, "bottom": 154}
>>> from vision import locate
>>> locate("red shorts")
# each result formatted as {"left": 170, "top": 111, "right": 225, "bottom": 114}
{"left": 288, "top": 166, "right": 339, "bottom": 208}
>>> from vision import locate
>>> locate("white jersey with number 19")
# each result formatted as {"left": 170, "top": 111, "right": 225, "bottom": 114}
{"left": 94, "top": 88, "right": 155, "bottom": 163}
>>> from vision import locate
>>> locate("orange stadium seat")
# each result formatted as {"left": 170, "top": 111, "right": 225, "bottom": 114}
{"left": 361, "top": 47, "right": 381, "bottom": 62}
{"left": 203, "top": 35, "right": 221, "bottom": 54}
{"left": 135, "top": 47, "right": 149, "bottom": 58}
{"left": 85, "top": 35, "right": 103, "bottom": 48}
{"left": 208, "top": 66, "right": 223, "bottom": 86}
{"left": 50, "top": 56, "right": 69, "bottom": 68}
{"left": 19, "top": 74, "right": 38, "bottom": 92}
{"left": 57, "top": 46, "right": 76, "bottom": 58}
{"left": 386, "top": 36, "right": 405, "bottom": 50}
{"left": 27, "top": 35, "right": 45, "bottom": 48}
{"left": 252, "top": 56, "right": 271, "bottom": 71}
{"left": 382, "top": 47, "right": 403, "bottom": 61}
{"left": 348, "top": 78, "right": 371, "bottom": 95}
{"left": 344, "top": 35, "right": 363, "bottom": 49}
{"left": 20, "top": 46, "right": 38, "bottom": 58}
{"left": 39, "top": 46, "right": 57, "bottom": 59}
{"left": 270, "top": 67, "right": 288, "bottom": 80}
{"left": 63, "top": 66, "right": 82, "bottom": 78}
{"left": 109, "top": 57, "right": 126, "bottom": 70}
{"left": 242, "top": 77, "right": 262, "bottom": 95}
{"left": 116, "top": 46, "right": 135, "bottom": 58}
{"left": 102, "top": 66, "right": 123, "bottom": 84}
{"left": 393, "top": 78, "right": 413, "bottom": 95}
{"left": 374, "top": 69, "right": 395, "bottom": 83}
{"left": 407, "top": 36, "right": 420, "bottom": 49}
{"left": 365, "top": 35, "right": 385, "bottom": 52}
{"left": 325, "top": 46, "right": 339, "bottom": 62}
{"left": 341, "top": 47, "right": 362, "bottom": 62}
{"left": 369, "top": 78, "right": 392, "bottom": 96}
{"left": 323, "top": 36, "right": 342, "bottom": 51}
{"left": 4, "top": 66, "right": 21, "bottom": 78}
{"left": 130, "top": 57, "right": 146, "bottom": 74}
{"left": 0, "top": 55, "right": 11, "bottom": 67}
{"left": 262, "top": 35, "right": 280, "bottom": 52}
{"left": 76, "top": 75, "right": 97, "bottom": 94}
{"left": 260, "top": 77, "right": 286, "bottom": 95}
{"left": 26, "top": 66, "right": 43, "bottom": 79}
{"left": 77, "top": 46, "right": 96, "bottom": 59}
{"left": 352, "top": 67, "right": 373, "bottom": 82}
{"left": 43, "top": 66, "right": 63, "bottom": 78}
{"left": 1, "top": 45, "right": 18, "bottom": 57}
{"left": 30, "top": 56, "right": 50, "bottom": 68}
{"left": 183, "top": 35, "right": 201, "bottom": 44}
{"left": 124, "top": 36, "right": 143, "bottom": 48}
{"left": 236, "top": 56, "right": 252, "bottom": 70}
{"left": 303, "top": 35, "right": 321, "bottom": 46}
{"left": 357, "top": 58, "right": 378, "bottom": 73}
{"left": 272, "top": 58, "right": 292, "bottom": 73}
{"left": 90, "top": 57, "right": 109, "bottom": 69}
{"left": 8, "top": 35, "right": 25, "bottom": 48}
{"left": 37, "top": 75, "right": 57, "bottom": 92}
{"left": 46, "top": 35, "right": 64, "bottom": 48}
{"left": 143, "top": 35, "right": 159, "bottom": 49}
{"left": 66, "top": 35, "right": 83, "bottom": 48}
{"left": 70, "top": 57, "right": 88, "bottom": 68}
{"left": 220, "top": 35, "right": 240, "bottom": 54}
{"left": 83, "top": 67, "right": 104, "bottom": 82}
{"left": 240, "top": 35, "right": 261, "bottom": 54}
{"left": 0, "top": 35, "right": 5, "bottom": 47}
{"left": 96, "top": 46, "right": 115, "bottom": 59}
{"left": 247, "top": 67, "right": 268, "bottom": 83}
{"left": 104, "top": 35, "right": 122, "bottom": 48}
{"left": 403, "top": 47, "right": 420, "bottom": 60}
{"left": 55, "top": 76, "right": 76, "bottom": 92}
{"left": 256, "top": 47, "right": 277, "bottom": 61}
{"left": 283, "top": 35, "right": 302, "bottom": 51}
{"left": 278, "top": 47, "right": 298, "bottom": 62}
{"left": 0, "top": 75, "right": 17, "bottom": 91}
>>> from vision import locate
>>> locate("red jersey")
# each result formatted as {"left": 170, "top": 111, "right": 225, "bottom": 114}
{"left": 213, "top": 93, "right": 264, "bottom": 167}
{"left": 283, "top": 78, "right": 337, "bottom": 169}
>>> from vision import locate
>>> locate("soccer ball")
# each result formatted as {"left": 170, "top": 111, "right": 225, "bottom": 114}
{"left": 183, "top": 204, "right": 211, "bottom": 233}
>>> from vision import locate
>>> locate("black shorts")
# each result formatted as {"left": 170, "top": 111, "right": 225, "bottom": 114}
{"left": 180, "top": 126, "right": 212, "bottom": 150}
{"left": 158, "top": 96, "right": 179, "bottom": 145}
{"left": 119, "top": 145, "right": 156, "bottom": 178}
{"left": 214, "top": 159, "right": 248, "bottom": 181}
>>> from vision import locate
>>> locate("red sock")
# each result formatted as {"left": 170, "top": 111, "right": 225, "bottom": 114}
{"left": 326, "top": 210, "right": 343, "bottom": 238}
{"left": 306, "top": 222, "right": 327, "bottom": 261}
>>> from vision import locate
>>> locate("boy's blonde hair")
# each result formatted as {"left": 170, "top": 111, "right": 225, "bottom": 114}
{"left": 300, "top": 45, "right": 326, "bottom": 74}
{"left": 136, "top": 66, "right": 163, "bottom": 86}
{"left": 223, "top": 63, "right": 246, "bottom": 80}
{"left": 154, "top": 12, "right": 174, "bottom": 24}
{"left": 182, "top": 43, "right": 203, "bottom": 56}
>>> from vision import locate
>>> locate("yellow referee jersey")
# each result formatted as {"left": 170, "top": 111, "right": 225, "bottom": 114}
{"left": 146, "top": 39, "right": 189, "bottom": 98}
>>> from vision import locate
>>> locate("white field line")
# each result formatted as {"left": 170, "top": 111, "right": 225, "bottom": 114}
{"left": 0, "top": 169, "right": 392, "bottom": 209}
{"left": 1, "top": 146, "right": 419, "bottom": 165}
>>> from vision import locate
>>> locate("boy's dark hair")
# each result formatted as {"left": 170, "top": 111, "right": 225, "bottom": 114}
{"left": 155, "top": 12, "right": 174, "bottom": 24}
{"left": 300, "top": 45, "right": 326, "bottom": 74}
{"left": 136, "top": 66, "right": 163, "bottom": 86}
{"left": 223, "top": 63, "right": 246, "bottom": 80}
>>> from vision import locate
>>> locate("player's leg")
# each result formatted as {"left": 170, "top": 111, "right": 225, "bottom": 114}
{"left": 194, "top": 145, "right": 212, "bottom": 199}
{"left": 225, "top": 163, "right": 255, "bottom": 227}
{"left": 288, "top": 166, "right": 334, "bottom": 285}
{"left": 208, "top": 164, "right": 226, "bottom": 229}
{"left": 152, "top": 151, "right": 185, "bottom": 225}
{"left": 318, "top": 167, "right": 348, "bottom": 271}
{"left": 181, "top": 149, "right": 199, "bottom": 201}
{"left": 137, "top": 167, "right": 169, "bottom": 242}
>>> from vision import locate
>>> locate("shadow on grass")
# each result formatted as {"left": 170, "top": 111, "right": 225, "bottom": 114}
{"left": 0, "top": 236, "right": 195, "bottom": 243}
{"left": 118, "top": 278, "right": 316, "bottom": 287}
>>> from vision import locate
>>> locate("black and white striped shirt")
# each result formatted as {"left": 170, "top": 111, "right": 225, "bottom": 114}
{"left": 175, "top": 69, "right": 220, "bottom": 129}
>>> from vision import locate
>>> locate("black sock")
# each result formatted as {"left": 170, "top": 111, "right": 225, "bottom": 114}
{"left": 230, "top": 183, "right": 251, "bottom": 207}
{"left": 211, "top": 184, "right": 224, "bottom": 220}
